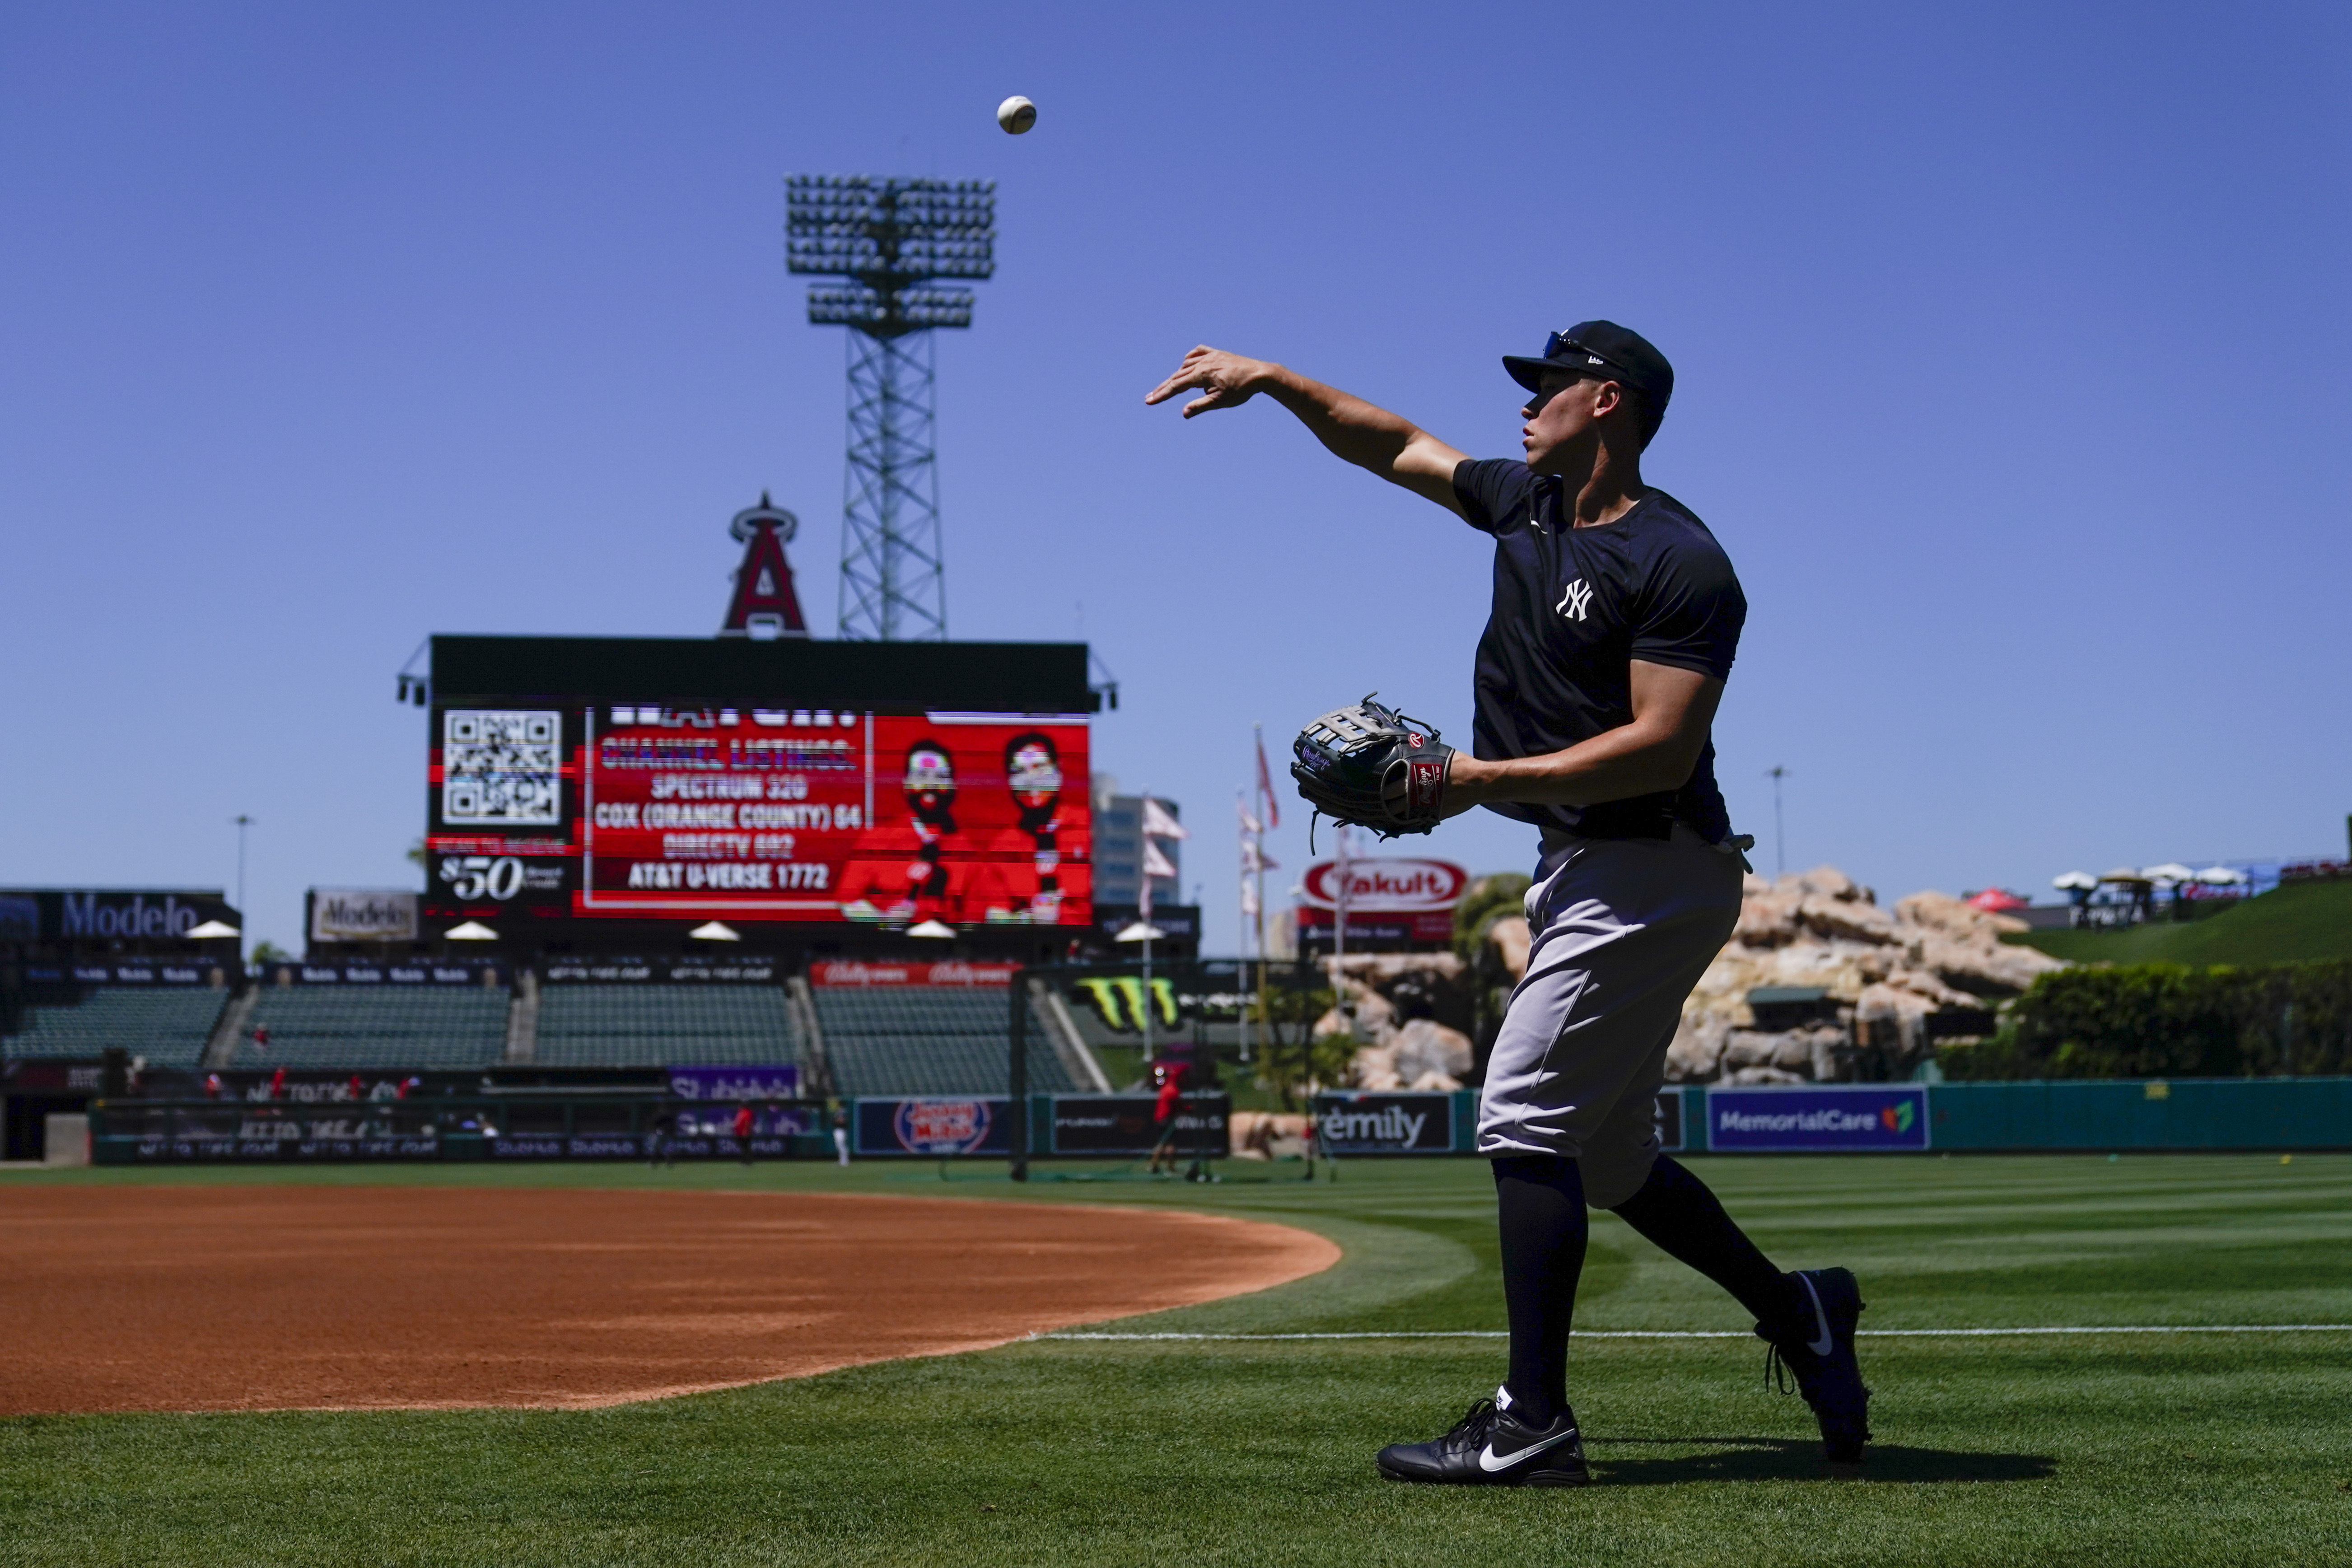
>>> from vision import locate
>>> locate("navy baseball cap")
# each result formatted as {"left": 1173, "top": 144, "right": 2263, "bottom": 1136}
{"left": 1503, "top": 321, "right": 1674, "bottom": 411}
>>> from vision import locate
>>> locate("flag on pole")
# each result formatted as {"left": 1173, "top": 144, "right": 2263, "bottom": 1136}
{"left": 1241, "top": 840, "right": 1276, "bottom": 874}
{"left": 1254, "top": 728, "right": 1281, "bottom": 828}
{"left": 1142, "top": 797, "right": 1188, "bottom": 841}
{"left": 1241, "top": 881, "right": 1260, "bottom": 918}
{"left": 1143, "top": 839, "right": 1179, "bottom": 880}
{"left": 1237, "top": 798, "right": 1263, "bottom": 836}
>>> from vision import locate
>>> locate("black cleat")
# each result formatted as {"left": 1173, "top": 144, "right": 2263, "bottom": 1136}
{"left": 1759, "top": 1266, "right": 1872, "bottom": 1474}
{"left": 1377, "top": 1385, "right": 1591, "bottom": 1487}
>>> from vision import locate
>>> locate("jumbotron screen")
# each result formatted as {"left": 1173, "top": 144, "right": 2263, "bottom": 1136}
{"left": 425, "top": 704, "right": 1090, "bottom": 928}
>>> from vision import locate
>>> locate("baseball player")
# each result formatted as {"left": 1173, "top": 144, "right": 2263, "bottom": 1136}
{"left": 1147, "top": 323, "right": 1870, "bottom": 1484}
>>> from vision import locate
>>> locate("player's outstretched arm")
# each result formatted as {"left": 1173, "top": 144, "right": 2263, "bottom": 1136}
{"left": 1145, "top": 346, "right": 1469, "bottom": 516}
{"left": 1447, "top": 662, "right": 1725, "bottom": 811}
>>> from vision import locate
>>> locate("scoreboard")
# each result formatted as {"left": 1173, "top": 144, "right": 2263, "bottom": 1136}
{"left": 422, "top": 637, "right": 1096, "bottom": 933}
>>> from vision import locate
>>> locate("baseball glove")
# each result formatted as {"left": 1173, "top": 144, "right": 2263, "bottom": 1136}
{"left": 1291, "top": 694, "right": 1456, "bottom": 840}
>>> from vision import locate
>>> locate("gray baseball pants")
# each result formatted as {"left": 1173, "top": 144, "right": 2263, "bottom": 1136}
{"left": 1475, "top": 824, "right": 1744, "bottom": 1206}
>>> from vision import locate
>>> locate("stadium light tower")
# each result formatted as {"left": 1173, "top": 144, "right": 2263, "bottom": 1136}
{"left": 787, "top": 175, "right": 996, "bottom": 641}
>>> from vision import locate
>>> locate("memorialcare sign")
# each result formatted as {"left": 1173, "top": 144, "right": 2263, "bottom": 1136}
{"left": 854, "top": 1097, "right": 1012, "bottom": 1157}
{"left": 1312, "top": 1091, "right": 1456, "bottom": 1154}
{"left": 1705, "top": 1085, "right": 1930, "bottom": 1152}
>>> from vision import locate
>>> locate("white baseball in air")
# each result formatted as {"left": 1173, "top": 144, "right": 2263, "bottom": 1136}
{"left": 996, "top": 95, "right": 1037, "bottom": 135}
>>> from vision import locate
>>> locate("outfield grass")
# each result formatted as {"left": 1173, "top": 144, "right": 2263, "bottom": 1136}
{"left": 2008, "top": 878, "right": 2352, "bottom": 965}
{"left": 3, "top": 1153, "right": 2348, "bottom": 1565}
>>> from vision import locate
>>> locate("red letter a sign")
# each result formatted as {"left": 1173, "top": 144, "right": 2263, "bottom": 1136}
{"left": 719, "top": 496, "right": 809, "bottom": 638}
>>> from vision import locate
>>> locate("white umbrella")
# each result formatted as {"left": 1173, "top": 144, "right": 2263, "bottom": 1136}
{"left": 2052, "top": 871, "right": 2098, "bottom": 891}
{"left": 687, "top": 921, "right": 740, "bottom": 941}
{"left": 185, "top": 919, "right": 240, "bottom": 939}
{"left": 906, "top": 919, "right": 957, "bottom": 939}
{"left": 444, "top": 920, "right": 499, "bottom": 940}
{"left": 2194, "top": 866, "right": 2250, "bottom": 886}
{"left": 2141, "top": 863, "right": 2197, "bottom": 883}
{"left": 1114, "top": 921, "right": 1167, "bottom": 943}
{"left": 2100, "top": 867, "right": 2151, "bottom": 884}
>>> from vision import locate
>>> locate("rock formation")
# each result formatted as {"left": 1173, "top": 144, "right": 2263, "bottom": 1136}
{"left": 1310, "top": 952, "right": 1479, "bottom": 1092}
{"left": 1482, "top": 865, "right": 2065, "bottom": 1085}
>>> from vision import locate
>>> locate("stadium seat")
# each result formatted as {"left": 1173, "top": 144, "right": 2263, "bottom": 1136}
{"left": 1, "top": 988, "right": 229, "bottom": 1068}
{"left": 533, "top": 985, "right": 800, "bottom": 1068}
{"left": 232, "top": 986, "right": 510, "bottom": 1069}
{"left": 811, "top": 986, "right": 1073, "bottom": 1097}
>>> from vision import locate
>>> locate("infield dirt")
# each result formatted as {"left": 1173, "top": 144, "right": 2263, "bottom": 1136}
{"left": 0, "top": 1185, "right": 1338, "bottom": 1414}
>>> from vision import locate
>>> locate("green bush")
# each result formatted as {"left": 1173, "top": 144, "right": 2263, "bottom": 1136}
{"left": 1943, "top": 961, "right": 2352, "bottom": 1080}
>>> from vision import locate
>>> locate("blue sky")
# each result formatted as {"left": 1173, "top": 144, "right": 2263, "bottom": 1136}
{"left": 4, "top": 1, "right": 2347, "bottom": 955}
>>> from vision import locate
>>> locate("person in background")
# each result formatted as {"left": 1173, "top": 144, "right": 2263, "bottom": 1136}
{"left": 1146, "top": 1062, "right": 1188, "bottom": 1176}
{"left": 832, "top": 1103, "right": 851, "bottom": 1167}
{"left": 733, "top": 1103, "right": 756, "bottom": 1166}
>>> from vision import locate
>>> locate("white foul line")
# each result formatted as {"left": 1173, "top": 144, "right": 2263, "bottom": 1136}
{"left": 1036, "top": 1325, "right": 2352, "bottom": 1342}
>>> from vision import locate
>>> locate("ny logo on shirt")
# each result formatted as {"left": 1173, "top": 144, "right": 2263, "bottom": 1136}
{"left": 1556, "top": 578, "right": 1594, "bottom": 623}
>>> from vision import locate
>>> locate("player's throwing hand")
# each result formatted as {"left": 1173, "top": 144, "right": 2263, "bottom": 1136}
{"left": 1144, "top": 346, "right": 1275, "bottom": 417}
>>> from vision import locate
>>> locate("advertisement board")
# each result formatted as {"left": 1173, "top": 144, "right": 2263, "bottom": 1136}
{"left": 541, "top": 959, "right": 779, "bottom": 983}
{"left": 808, "top": 960, "right": 1018, "bottom": 988}
{"left": 665, "top": 1065, "right": 801, "bottom": 1101}
{"left": 1295, "top": 858, "right": 1467, "bottom": 945}
{"left": 426, "top": 706, "right": 1092, "bottom": 929}
{"left": 1704, "top": 1085, "right": 1930, "bottom": 1153}
{"left": 854, "top": 1096, "right": 1013, "bottom": 1157}
{"left": 1312, "top": 1091, "right": 1456, "bottom": 1153}
{"left": 0, "top": 889, "right": 238, "bottom": 943}
{"left": 1049, "top": 1094, "right": 1230, "bottom": 1156}
{"left": 254, "top": 961, "right": 507, "bottom": 987}
{"left": 20, "top": 961, "right": 231, "bottom": 986}
{"left": 308, "top": 889, "right": 419, "bottom": 943}
{"left": 1655, "top": 1087, "right": 1687, "bottom": 1153}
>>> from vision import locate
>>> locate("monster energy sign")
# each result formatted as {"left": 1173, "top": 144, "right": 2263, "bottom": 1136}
{"left": 1068, "top": 975, "right": 1179, "bottom": 1034}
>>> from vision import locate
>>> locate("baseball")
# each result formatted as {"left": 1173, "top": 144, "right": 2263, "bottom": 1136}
{"left": 996, "top": 95, "right": 1037, "bottom": 135}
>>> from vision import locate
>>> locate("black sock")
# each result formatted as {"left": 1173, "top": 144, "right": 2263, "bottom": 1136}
{"left": 1609, "top": 1155, "right": 1806, "bottom": 1336}
{"left": 1492, "top": 1154, "right": 1587, "bottom": 1428}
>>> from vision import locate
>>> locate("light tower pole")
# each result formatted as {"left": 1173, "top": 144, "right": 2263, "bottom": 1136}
{"left": 787, "top": 175, "right": 995, "bottom": 641}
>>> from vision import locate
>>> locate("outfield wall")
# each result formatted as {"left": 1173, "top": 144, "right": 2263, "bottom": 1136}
{"left": 1310, "top": 1079, "right": 2352, "bottom": 1157}
{"left": 1920, "top": 1076, "right": 2352, "bottom": 1151}
{"left": 80, "top": 1077, "right": 2352, "bottom": 1162}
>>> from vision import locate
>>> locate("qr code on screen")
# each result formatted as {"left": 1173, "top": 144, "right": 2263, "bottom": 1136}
{"left": 442, "top": 709, "right": 562, "bottom": 825}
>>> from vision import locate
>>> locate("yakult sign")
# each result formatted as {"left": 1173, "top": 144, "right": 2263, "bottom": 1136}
{"left": 1298, "top": 858, "right": 1469, "bottom": 910}
{"left": 1297, "top": 858, "right": 1469, "bottom": 946}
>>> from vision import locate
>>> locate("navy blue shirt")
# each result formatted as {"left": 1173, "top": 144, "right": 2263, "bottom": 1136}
{"left": 1452, "top": 459, "right": 1745, "bottom": 843}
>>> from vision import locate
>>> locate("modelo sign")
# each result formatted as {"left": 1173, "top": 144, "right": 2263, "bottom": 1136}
{"left": 308, "top": 889, "right": 420, "bottom": 943}
{"left": 3, "top": 890, "right": 238, "bottom": 942}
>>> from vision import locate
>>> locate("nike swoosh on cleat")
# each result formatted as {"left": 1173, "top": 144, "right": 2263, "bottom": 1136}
{"left": 1801, "top": 1274, "right": 1834, "bottom": 1356}
{"left": 1477, "top": 1428, "right": 1581, "bottom": 1474}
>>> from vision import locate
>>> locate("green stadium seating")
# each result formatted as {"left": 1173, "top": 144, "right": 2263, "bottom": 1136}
{"left": 233, "top": 986, "right": 510, "bottom": 1069}
{"left": 2, "top": 988, "right": 229, "bottom": 1068}
{"left": 811, "top": 986, "right": 1073, "bottom": 1097}
{"left": 533, "top": 985, "right": 800, "bottom": 1068}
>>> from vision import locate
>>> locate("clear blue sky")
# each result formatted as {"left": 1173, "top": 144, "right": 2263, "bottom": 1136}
{"left": 4, "top": 1, "right": 2346, "bottom": 955}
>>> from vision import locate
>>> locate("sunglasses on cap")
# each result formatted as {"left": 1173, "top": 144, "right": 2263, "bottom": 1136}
{"left": 1542, "top": 331, "right": 1636, "bottom": 380}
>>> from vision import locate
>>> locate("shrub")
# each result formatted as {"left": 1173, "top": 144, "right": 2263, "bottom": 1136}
{"left": 1946, "top": 961, "right": 2352, "bottom": 1079}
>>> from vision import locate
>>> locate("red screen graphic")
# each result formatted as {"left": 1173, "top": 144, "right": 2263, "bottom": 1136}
{"left": 578, "top": 710, "right": 1089, "bottom": 925}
